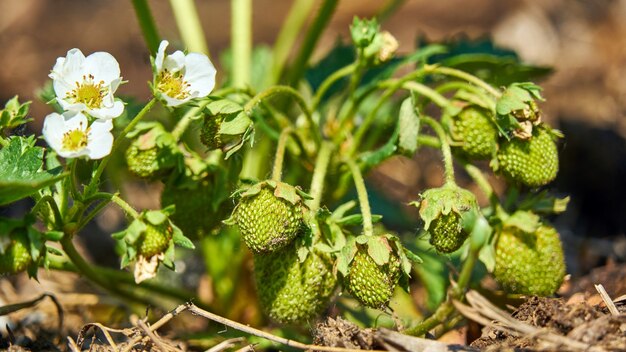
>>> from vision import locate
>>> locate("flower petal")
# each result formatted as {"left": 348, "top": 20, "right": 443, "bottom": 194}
{"left": 84, "top": 52, "right": 121, "bottom": 85}
{"left": 163, "top": 50, "right": 186, "bottom": 73}
{"left": 89, "top": 100, "right": 125, "bottom": 120}
{"left": 86, "top": 120, "right": 114, "bottom": 159}
{"left": 183, "top": 53, "right": 216, "bottom": 97}
{"left": 155, "top": 40, "right": 169, "bottom": 73}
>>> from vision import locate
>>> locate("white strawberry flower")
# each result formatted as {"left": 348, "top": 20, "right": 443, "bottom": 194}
{"left": 42, "top": 111, "right": 114, "bottom": 159}
{"left": 49, "top": 49, "right": 124, "bottom": 120}
{"left": 153, "top": 40, "right": 216, "bottom": 107}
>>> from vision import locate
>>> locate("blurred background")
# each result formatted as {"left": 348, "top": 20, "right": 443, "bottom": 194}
{"left": 1, "top": 0, "right": 625, "bottom": 282}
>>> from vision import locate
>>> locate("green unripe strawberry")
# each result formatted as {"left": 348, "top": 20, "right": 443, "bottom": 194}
{"left": 493, "top": 125, "right": 559, "bottom": 187}
{"left": 137, "top": 222, "right": 173, "bottom": 258}
{"left": 254, "top": 244, "right": 337, "bottom": 324}
{"left": 125, "top": 123, "right": 180, "bottom": 179}
{"left": 429, "top": 212, "right": 468, "bottom": 253}
{"left": 200, "top": 114, "right": 224, "bottom": 150}
{"left": 413, "top": 184, "right": 478, "bottom": 253}
{"left": 345, "top": 248, "right": 401, "bottom": 309}
{"left": 234, "top": 181, "right": 306, "bottom": 254}
{"left": 494, "top": 224, "right": 565, "bottom": 296}
{"left": 0, "top": 231, "right": 31, "bottom": 275}
{"left": 444, "top": 107, "right": 498, "bottom": 160}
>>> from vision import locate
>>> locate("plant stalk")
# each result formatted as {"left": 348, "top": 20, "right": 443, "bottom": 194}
{"left": 422, "top": 116, "right": 455, "bottom": 184}
{"left": 231, "top": 0, "right": 252, "bottom": 87}
{"left": 345, "top": 159, "right": 373, "bottom": 237}
{"left": 271, "top": 127, "right": 294, "bottom": 182}
{"left": 169, "top": 0, "right": 210, "bottom": 55}
{"left": 307, "top": 141, "right": 334, "bottom": 211}
{"left": 131, "top": 0, "right": 161, "bottom": 55}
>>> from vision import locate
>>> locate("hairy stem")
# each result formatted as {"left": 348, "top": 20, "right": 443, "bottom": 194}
{"left": 86, "top": 98, "right": 156, "bottom": 196}
{"left": 131, "top": 0, "right": 161, "bottom": 55}
{"left": 287, "top": 0, "right": 339, "bottom": 86}
{"left": 271, "top": 127, "right": 294, "bottom": 182}
{"left": 231, "top": 0, "right": 252, "bottom": 87}
{"left": 311, "top": 63, "right": 357, "bottom": 111}
{"left": 244, "top": 85, "right": 320, "bottom": 144}
{"left": 110, "top": 194, "right": 140, "bottom": 219}
{"left": 169, "top": 0, "right": 209, "bottom": 55}
{"left": 307, "top": 141, "right": 334, "bottom": 211}
{"left": 345, "top": 159, "right": 373, "bottom": 237}
{"left": 425, "top": 65, "right": 501, "bottom": 98}
{"left": 422, "top": 116, "right": 455, "bottom": 184}
{"left": 269, "top": 0, "right": 316, "bottom": 85}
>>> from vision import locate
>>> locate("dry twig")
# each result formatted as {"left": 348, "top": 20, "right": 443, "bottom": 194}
{"left": 594, "top": 284, "right": 620, "bottom": 316}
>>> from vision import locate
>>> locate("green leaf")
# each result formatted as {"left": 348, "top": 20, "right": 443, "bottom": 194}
{"left": 335, "top": 214, "right": 382, "bottom": 226}
{"left": 367, "top": 236, "right": 390, "bottom": 266}
{"left": 219, "top": 112, "right": 252, "bottom": 135}
{"left": 397, "top": 97, "right": 420, "bottom": 156}
{"left": 337, "top": 238, "right": 357, "bottom": 276}
{"left": 403, "top": 248, "right": 423, "bottom": 265}
{"left": 504, "top": 210, "right": 541, "bottom": 233}
{"left": 273, "top": 182, "right": 300, "bottom": 205}
{"left": 44, "top": 231, "right": 64, "bottom": 241}
{"left": 172, "top": 226, "right": 195, "bottom": 249}
{"left": 330, "top": 201, "right": 357, "bottom": 220}
{"left": 0, "top": 137, "right": 67, "bottom": 206}
{"left": 144, "top": 210, "right": 167, "bottom": 225}
{"left": 206, "top": 99, "right": 243, "bottom": 116}
{"left": 478, "top": 242, "right": 496, "bottom": 273}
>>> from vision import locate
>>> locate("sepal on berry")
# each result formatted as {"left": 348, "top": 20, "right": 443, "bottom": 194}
{"left": 412, "top": 183, "right": 479, "bottom": 253}
{"left": 112, "top": 207, "right": 193, "bottom": 283}
{"left": 229, "top": 180, "right": 310, "bottom": 254}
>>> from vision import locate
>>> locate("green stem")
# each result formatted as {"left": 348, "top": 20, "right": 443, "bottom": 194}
{"left": 349, "top": 69, "right": 427, "bottom": 154}
{"left": 85, "top": 98, "right": 157, "bottom": 196}
{"left": 307, "top": 141, "right": 334, "bottom": 211}
{"left": 422, "top": 116, "right": 455, "bottom": 184}
{"left": 171, "top": 101, "right": 211, "bottom": 140}
{"left": 50, "top": 246, "right": 169, "bottom": 309}
{"left": 463, "top": 163, "right": 498, "bottom": 207}
{"left": 60, "top": 236, "right": 112, "bottom": 291}
{"left": 111, "top": 194, "right": 140, "bottom": 219}
{"left": 311, "top": 63, "right": 357, "bottom": 111}
{"left": 131, "top": 0, "right": 161, "bottom": 55}
{"left": 401, "top": 81, "right": 451, "bottom": 109}
{"left": 271, "top": 127, "right": 294, "bottom": 182}
{"left": 425, "top": 65, "right": 501, "bottom": 98}
{"left": 231, "top": 0, "right": 252, "bottom": 87}
{"left": 287, "top": 0, "right": 339, "bottom": 86}
{"left": 269, "top": 0, "right": 316, "bottom": 85}
{"left": 417, "top": 135, "right": 442, "bottom": 149}
{"left": 244, "top": 86, "right": 320, "bottom": 145}
{"left": 31, "top": 195, "right": 62, "bottom": 229}
{"left": 169, "top": 0, "right": 209, "bottom": 55}
{"left": 345, "top": 159, "right": 373, "bottom": 237}
{"left": 404, "top": 243, "right": 481, "bottom": 336}
{"left": 435, "top": 81, "right": 496, "bottom": 109}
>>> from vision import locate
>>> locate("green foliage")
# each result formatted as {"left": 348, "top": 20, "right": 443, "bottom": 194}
{"left": 0, "top": 136, "right": 66, "bottom": 206}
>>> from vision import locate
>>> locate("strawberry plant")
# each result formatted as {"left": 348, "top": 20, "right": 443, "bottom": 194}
{"left": 0, "top": 1, "right": 571, "bottom": 348}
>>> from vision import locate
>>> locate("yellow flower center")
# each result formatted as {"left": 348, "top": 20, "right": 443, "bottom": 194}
{"left": 61, "top": 125, "right": 88, "bottom": 152}
{"left": 157, "top": 70, "right": 190, "bottom": 99}
{"left": 66, "top": 74, "right": 108, "bottom": 109}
